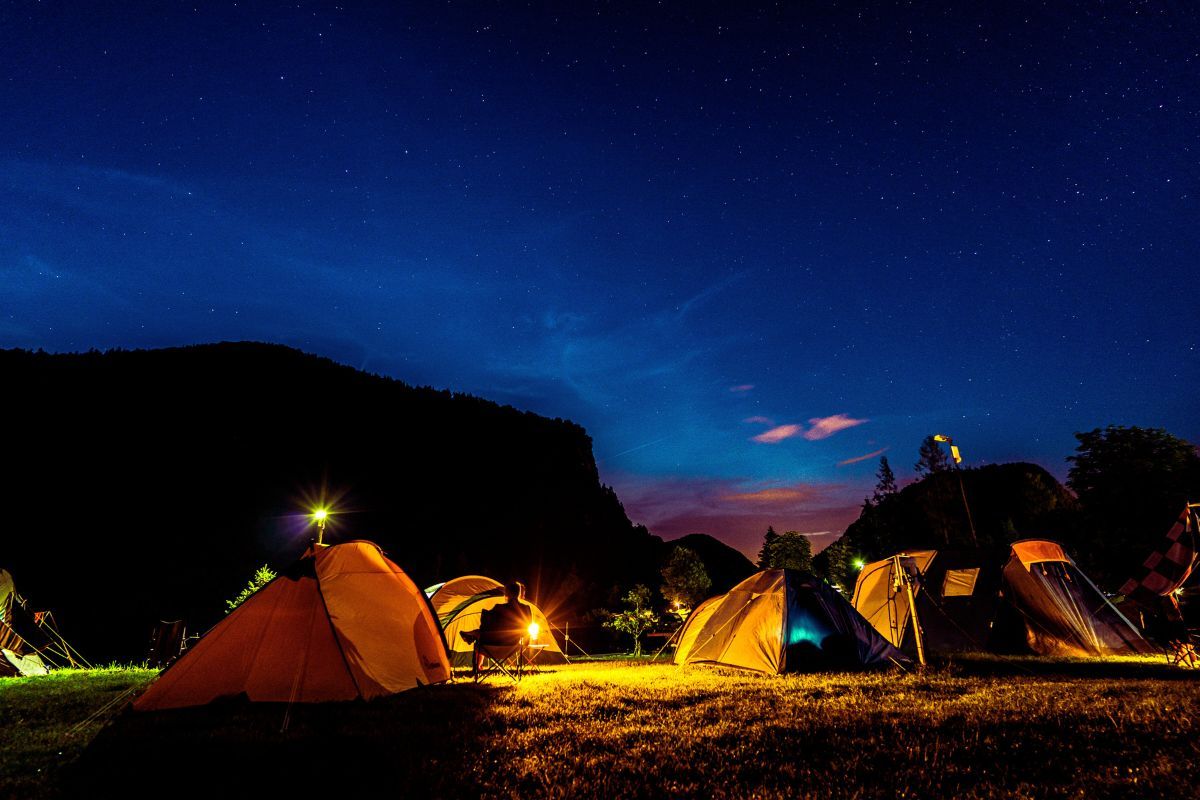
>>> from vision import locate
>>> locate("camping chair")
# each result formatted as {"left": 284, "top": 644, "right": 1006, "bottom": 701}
{"left": 471, "top": 633, "right": 527, "bottom": 683}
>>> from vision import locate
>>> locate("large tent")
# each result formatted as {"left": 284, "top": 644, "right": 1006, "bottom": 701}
{"left": 425, "top": 575, "right": 565, "bottom": 666}
{"left": 674, "top": 569, "right": 910, "bottom": 673}
{"left": 135, "top": 541, "right": 451, "bottom": 711}
{"left": 851, "top": 539, "right": 1156, "bottom": 658}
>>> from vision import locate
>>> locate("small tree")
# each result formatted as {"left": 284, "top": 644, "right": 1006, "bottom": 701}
{"left": 226, "top": 564, "right": 276, "bottom": 613}
{"left": 604, "top": 585, "right": 659, "bottom": 657}
{"left": 772, "top": 531, "right": 814, "bottom": 572}
{"left": 873, "top": 456, "right": 898, "bottom": 503}
{"left": 660, "top": 546, "right": 711, "bottom": 612}
{"left": 757, "top": 526, "right": 780, "bottom": 569}
{"left": 915, "top": 435, "right": 951, "bottom": 476}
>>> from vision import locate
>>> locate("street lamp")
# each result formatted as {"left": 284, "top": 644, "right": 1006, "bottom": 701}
{"left": 313, "top": 507, "right": 329, "bottom": 546}
{"left": 932, "top": 433, "right": 978, "bottom": 546}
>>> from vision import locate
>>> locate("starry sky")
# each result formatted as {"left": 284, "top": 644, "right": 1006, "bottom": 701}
{"left": 2, "top": 2, "right": 1197, "bottom": 559}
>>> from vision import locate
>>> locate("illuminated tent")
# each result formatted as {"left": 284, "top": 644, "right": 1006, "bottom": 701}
{"left": 851, "top": 540, "right": 1156, "bottom": 658}
{"left": 673, "top": 569, "right": 909, "bottom": 673}
{"left": 425, "top": 575, "right": 565, "bottom": 667}
{"left": 134, "top": 541, "right": 451, "bottom": 711}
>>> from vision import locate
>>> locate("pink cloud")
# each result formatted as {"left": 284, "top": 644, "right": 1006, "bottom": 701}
{"left": 837, "top": 447, "right": 889, "bottom": 466}
{"left": 743, "top": 415, "right": 773, "bottom": 425}
{"left": 729, "top": 384, "right": 755, "bottom": 393}
{"left": 722, "top": 486, "right": 823, "bottom": 504}
{"left": 752, "top": 424, "right": 804, "bottom": 444}
{"left": 803, "top": 413, "right": 868, "bottom": 441}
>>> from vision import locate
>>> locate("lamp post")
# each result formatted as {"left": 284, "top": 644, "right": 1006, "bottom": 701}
{"left": 313, "top": 507, "right": 329, "bottom": 546}
{"left": 933, "top": 434, "right": 978, "bottom": 547}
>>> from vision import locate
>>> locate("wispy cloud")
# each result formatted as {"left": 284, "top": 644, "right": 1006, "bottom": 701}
{"left": 729, "top": 384, "right": 754, "bottom": 393}
{"left": 803, "top": 413, "right": 868, "bottom": 441}
{"left": 752, "top": 424, "right": 804, "bottom": 444}
{"left": 743, "top": 415, "right": 773, "bottom": 425}
{"left": 837, "top": 447, "right": 889, "bottom": 466}
{"left": 722, "top": 486, "right": 824, "bottom": 504}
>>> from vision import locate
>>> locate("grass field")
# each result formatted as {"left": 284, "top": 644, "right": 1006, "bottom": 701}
{"left": 3, "top": 657, "right": 1197, "bottom": 798}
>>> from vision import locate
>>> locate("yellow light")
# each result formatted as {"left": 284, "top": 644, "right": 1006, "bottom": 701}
{"left": 527, "top": 622, "right": 540, "bottom": 642}
{"left": 853, "top": 558, "right": 866, "bottom": 570}
{"left": 313, "top": 508, "right": 328, "bottom": 522}
{"left": 933, "top": 434, "right": 950, "bottom": 442}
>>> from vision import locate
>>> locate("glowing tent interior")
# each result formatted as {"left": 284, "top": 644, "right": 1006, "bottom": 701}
{"left": 851, "top": 539, "right": 1157, "bottom": 658}
{"left": 134, "top": 540, "right": 451, "bottom": 711}
{"left": 674, "top": 569, "right": 910, "bottom": 673}
{"left": 425, "top": 575, "right": 565, "bottom": 666}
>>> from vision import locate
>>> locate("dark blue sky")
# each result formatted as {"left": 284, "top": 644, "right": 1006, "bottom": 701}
{"left": 3, "top": 2, "right": 1197, "bottom": 557}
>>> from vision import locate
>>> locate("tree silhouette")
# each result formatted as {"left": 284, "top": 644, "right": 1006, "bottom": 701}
{"left": 915, "top": 435, "right": 951, "bottom": 476}
{"left": 757, "top": 526, "right": 780, "bottom": 569}
{"left": 1067, "top": 425, "right": 1200, "bottom": 585}
{"left": 660, "top": 546, "right": 712, "bottom": 610}
{"left": 873, "top": 456, "right": 898, "bottom": 503}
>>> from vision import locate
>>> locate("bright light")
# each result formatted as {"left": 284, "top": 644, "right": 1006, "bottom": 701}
{"left": 933, "top": 434, "right": 950, "bottom": 443}
{"left": 313, "top": 508, "right": 328, "bottom": 522}
{"left": 527, "top": 622, "right": 540, "bottom": 642}
{"left": 853, "top": 559, "right": 866, "bottom": 570}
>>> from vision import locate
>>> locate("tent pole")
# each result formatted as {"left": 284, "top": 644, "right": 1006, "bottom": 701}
{"left": 896, "top": 555, "right": 927, "bottom": 668}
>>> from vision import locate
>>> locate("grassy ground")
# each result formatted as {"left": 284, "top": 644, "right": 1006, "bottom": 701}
{"left": 3, "top": 657, "right": 1197, "bottom": 798}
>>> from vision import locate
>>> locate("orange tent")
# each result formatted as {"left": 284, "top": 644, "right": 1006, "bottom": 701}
{"left": 134, "top": 541, "right": 450, "bottom": 711}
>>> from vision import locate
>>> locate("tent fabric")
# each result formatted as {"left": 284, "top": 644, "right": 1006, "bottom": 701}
{"left": 852, "top": 540, "right": 1156, "bottom": 658}
{"left": 134, "top": 541, "right": 451, "bottom": 711}
{"left": 427, "top": 575, "right": 565, "bottom": 667}
{"left": 674, "top": 569, "right": 909, "bottom": 673}
{"left": 852, "top": 551, "right": 936, "bottom": 651}
{"left": 1118, "top": 507, "right": 1198, "bottom": 607}
{"left": 2, "top": 648, "right": 48, "bottom": 677}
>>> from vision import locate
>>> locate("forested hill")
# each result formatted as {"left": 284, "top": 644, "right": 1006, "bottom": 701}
{"left": 820, "top": 462, "right": 1084, "bottom": 590}
{"left": 0, "top": 343, "right": 698, "bottom": 661}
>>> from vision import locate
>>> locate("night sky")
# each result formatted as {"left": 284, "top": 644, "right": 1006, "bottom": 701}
{"left": 3, "top": 2, "right": 1197, "bottom": 558}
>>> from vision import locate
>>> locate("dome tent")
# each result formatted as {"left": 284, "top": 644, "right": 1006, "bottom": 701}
{"left": 851, "top": 539, "right": 1156, "bottom": 658}
{"left": 426, "top": 575, "right": 565, "bottom": 667}
{"left": 674, "top": 569, "right": 909, "bottom": 673}
{"left": 134, "top": 541, "right": 451, "bottom": 711}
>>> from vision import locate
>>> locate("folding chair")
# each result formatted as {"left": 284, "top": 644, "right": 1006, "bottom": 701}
{"left": 473, "top": 636, "right": 526, "bottom": 683}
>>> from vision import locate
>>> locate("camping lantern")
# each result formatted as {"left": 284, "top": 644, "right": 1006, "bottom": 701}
{"left": 527, "top": 622, "right": 540, "bottom": 643}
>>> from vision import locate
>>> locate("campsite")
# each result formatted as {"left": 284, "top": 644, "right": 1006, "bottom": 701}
{"left": 5, "top": 3, "right": 1200, "bottom": 798}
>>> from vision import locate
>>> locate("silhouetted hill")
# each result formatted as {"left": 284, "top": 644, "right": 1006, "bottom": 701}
{"left": 0, "top": 343, "right": 738, "bottom": 661}
{"left": 823, "top": 462, "right": 1083, "bottom": 588}
{"left": 661, "top": 534, "right": 757, "bottom": 595}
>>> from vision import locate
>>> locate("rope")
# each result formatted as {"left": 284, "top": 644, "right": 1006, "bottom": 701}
{"left": 67, "top": 684, "right": 141, "bottom": 737}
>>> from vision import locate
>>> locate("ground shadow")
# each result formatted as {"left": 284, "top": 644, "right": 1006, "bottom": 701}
{"left": 61, "top": 681, "right": 510, "bottom": 798}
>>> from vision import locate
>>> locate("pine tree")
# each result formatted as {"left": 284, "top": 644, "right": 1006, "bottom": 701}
{"left": 757, "top": 526, "right": 779, "bottom": 569}
{"left": 915, "top": 435, "right": 951, "bottom": 476}
{"left": 873, "top": 456, "right": 898, "bottom": 503}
